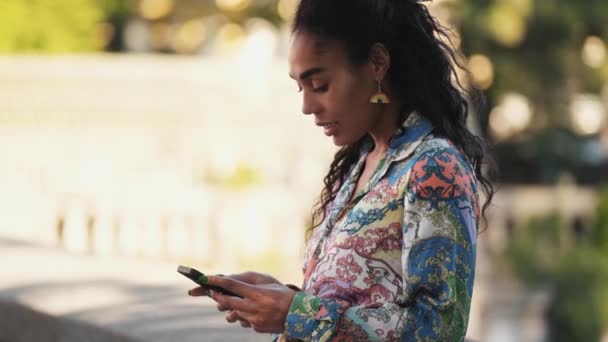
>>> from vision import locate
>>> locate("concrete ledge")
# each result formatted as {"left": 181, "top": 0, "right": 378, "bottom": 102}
{"left": 0, "top": 300, "right": 138, "bottom": 342}
{"left": 0, "top": 237, "right": 271, "bottom": 342}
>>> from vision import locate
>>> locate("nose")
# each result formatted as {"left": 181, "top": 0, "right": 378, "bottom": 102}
{"left": 301, "top": 90, "right": 322, "bottom": 116}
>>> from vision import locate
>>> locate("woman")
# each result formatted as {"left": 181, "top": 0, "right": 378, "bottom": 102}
{"left": 189, "top": 0, "right": 494, "bottom": 340}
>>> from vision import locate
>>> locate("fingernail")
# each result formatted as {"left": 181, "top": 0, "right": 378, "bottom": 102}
{"left": 188, "top": 290, "right": 193, "bottom": 296}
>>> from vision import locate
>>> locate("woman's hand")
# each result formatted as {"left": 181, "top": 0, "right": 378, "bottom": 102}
{"left": 188, "top": 272, "right": 288, "bottom": 330}
{"left": 194, "top": 275, "right": 297, "bottom": 334}
{"left": 223, "top": 271, "right": 283, "bottom": 286}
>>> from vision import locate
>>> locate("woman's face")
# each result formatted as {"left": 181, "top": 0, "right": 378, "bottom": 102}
{"left": 288, "top": 31, "right": 382, "bottom": 146}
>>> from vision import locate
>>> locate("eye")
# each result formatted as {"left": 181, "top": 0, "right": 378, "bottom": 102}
{"left": 311, "top": 79, "right": 329, "bottom": 93}
{"left": 312, "top": 84, "right": 328, "bottom": 93}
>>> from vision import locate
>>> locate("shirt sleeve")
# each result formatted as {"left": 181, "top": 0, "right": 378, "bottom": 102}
{"left": 281, "top": 147, "right": 479, "bottom": 342}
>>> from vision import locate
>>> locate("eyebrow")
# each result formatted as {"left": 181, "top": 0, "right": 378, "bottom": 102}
{"left": 289, "top": 67, "right": 326, "bottom": 81}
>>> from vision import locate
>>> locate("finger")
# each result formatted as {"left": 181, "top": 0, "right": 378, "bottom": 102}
{"left": 232, "top": 309, "right": 257, "bottom": 325}
{"left": 226, "top": 310, "right": 252, "bottom": 328}
{"left": 216, "top": 303, "right": 229, "bottom": 312}
{"left": 225, "top": 310, "right": 240, "bottom": 323}
{"left": 226, "top": 272, "right": 257, "bottom": 284}
{"left": 210, "top": 290, "right": 254, "bottom": 313}
{"left": 188, "top": 287, "right": 210, "bottom": 297}
{"left": 207, "top": 275, "right": 257, "bottom": 299}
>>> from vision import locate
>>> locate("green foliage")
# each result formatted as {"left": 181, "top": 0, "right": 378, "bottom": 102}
{"left": 202, "top": 163, "right": 263, "bottom": 190}
{"left": 0, "top": 0, "right": 129, "bottom": 53}
{"left": 506, "top": 189, "right": 608, "bottom": 341}
{"left": 545, "top": 249, "right": 608, "bottom": 342}
{"left": 506, "top": 213, "right": 562, "bottom": 283}
{"left": 457, "top": 0, "right": 608, "bottom": 125}
{"left": 226, "top": 164, "right": 264, "bottom": 189}
{"left": 593, "top": 189, "right": 608, "bottom": 250}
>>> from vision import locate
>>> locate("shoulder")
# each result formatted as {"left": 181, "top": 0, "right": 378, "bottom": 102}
{"left": 412, "top": 136, "right": 472, "bottom": 167}
{"left": 406, "top": 135, "right": 478, "bottom": 205}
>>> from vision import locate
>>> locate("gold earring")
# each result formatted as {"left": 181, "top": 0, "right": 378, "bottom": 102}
{"left": 370, "top": 80, "right": 390, "bottom": 104}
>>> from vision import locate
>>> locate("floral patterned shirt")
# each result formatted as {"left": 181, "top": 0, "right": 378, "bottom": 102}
{"left": 276, "top": 112, "right": 479, "bottom": 342}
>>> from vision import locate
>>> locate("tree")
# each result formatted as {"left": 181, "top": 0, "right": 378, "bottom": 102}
{"left": 0, "top": 0, "right": 129, "bottom": 53}
{"left": 506, "top": 189, "right": 608, "bottom": 341}
{"left": 456, "top": 0, "right": 608, "bottom": 129}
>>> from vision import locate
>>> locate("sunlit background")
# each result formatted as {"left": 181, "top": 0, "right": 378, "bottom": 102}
{"left": 0, "top": 0, "right": 607, "bottom": 341}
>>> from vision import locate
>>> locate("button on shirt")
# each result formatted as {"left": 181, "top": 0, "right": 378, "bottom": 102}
{"left": 276, "top": 112, "right": 480, "bottom": 342}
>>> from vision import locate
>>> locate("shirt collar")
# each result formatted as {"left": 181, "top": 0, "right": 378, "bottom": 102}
{"left": 361, "top": 111, "right": 434, "bottom": 158}
{"left": 324, "top": 112, "right": 434, "bottom": 231}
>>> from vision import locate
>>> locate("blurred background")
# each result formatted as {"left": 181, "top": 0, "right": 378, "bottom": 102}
{"left": 0, "top": 0, "right": 607, "bottom": 341}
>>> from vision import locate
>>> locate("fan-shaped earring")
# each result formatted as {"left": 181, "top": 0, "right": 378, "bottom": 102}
{"left": 370, "top": 80, "right": 390, "bottom": 104}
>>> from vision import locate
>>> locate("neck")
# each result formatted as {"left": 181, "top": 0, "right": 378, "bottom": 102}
{"left": 368, "top": 101, "right": 402, "bottom": 156}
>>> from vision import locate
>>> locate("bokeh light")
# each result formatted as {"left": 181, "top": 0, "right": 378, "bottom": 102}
{"left": 582, "top": 36, "right": 607, "bottom": 69}
{"left": 169, "top": 19, "right": 207, "bottom": 54}
{"left": 468, "top": 54, "right": 494, "bottom": 90}
{"left": 490, "top": 93, "right": 533, "bottom": 140}
{"left": 216, "top": 0, "right": 251, "bottom": 12}
{"left": 215, "top": 22, "right": 246, "bottom": 55}
{"left": 277, "top": 0, "right": 298, "bottom": 21}
{"left": 488, "top": 2, "right": 528, "bottom": 47}
{"left": 570, "top": 94, "right": 606, "bottom": 136}
{"left": 239, "top": 18, "right": 277, "bottom": 66}
{"left": 237, "top": 18, "right": 279, "bottom": 103}
{"left": 138, "top": 0, "right": 174, "bottom": 20}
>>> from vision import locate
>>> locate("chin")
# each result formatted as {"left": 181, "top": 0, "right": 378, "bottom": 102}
{"left": 331, "top": 135, "right": 356, "bottom": 147}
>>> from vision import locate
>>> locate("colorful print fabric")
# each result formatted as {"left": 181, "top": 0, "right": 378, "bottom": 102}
{"left": 276, "top": 112, "right": 479, "bottom": 342}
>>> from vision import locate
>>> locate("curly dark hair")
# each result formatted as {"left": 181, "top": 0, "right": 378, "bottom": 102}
{"left": 292, "top": 0, "right": 496, "bottom": 236}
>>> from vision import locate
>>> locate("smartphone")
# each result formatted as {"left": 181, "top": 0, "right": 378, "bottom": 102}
{"left": 177, "top": 265, "right": 242, "bottom": 298}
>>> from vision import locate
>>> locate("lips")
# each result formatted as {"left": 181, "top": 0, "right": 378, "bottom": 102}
{"left": 316, "top": 122, "right": 338, "bottom": 136}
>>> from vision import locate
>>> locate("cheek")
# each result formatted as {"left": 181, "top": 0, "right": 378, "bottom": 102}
{"left": 330, "top": 78, "right": 371, "bottom": 116}
{"left": 342, "top": 74, "right": 371, "bottom": 101}
{"left": 338, "top": 87, "right": 375, "bottom": 127}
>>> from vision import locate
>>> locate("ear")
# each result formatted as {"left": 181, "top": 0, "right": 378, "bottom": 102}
{"left": 368, "top": 43, "right": 391, "bottom": 82}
